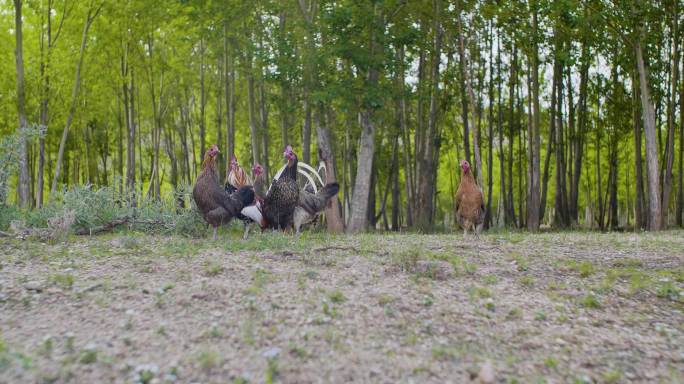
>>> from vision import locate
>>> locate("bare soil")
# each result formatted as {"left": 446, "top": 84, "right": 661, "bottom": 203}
{"left": 1, "top": 230, "right": 683, "bottom": 383}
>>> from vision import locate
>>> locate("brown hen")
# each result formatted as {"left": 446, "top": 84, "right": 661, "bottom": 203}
{"left": 455, "top": 160, "right": 485, "bottom": 237}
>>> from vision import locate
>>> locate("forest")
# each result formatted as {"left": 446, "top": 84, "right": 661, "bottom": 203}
{"left": 1, "top": 0, "right": 683, "bottom": 233}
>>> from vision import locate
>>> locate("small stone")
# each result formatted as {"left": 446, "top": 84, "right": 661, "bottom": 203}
{"left": 477, "top": 360, "right": 495, "bottom": 384}
{"left": 24, "top": 281, "right": 43, "bottom": 292}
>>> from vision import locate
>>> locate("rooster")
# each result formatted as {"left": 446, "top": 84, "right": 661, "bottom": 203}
{"left": 454, "top": 160, "right": 485, "bottom": 237}
{"left": 263, "top": 145, "right": 300, "bottom": 230}
{"left": 293, "top": 182, "right": 340, "bottom": 234}
{"left": 223, "top": 155, "right": 265, "bottom": 239}
{"left": 225, "top": 154, "right": 252, "bottom": 193}
{"left": 193, "top": 144, "right": 256, "bottom": 240}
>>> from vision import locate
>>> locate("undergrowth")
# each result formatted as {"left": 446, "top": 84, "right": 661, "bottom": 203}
{"left": 2, "top": 184, "right": 206, "bottom": 238}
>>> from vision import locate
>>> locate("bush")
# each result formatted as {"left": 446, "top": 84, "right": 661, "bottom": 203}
{"left": 0, "top": 205, "right": 20, "bottom": 230}
{"left": 2, "top": 182, "right": 209, "bottom": 238}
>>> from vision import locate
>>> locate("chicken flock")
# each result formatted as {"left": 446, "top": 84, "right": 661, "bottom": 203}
{"left": 193, "top": 144, "right": 339, "bottom": 239}
{"left": 193, "top": 143, "right": 484, "bottom": 239}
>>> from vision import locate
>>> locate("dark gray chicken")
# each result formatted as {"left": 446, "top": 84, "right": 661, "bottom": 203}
{"left": 263, "top": 145, "right": 299, "bottom": 230}
{"left": 293, "top": 182, "right": 340, "bottom": 234}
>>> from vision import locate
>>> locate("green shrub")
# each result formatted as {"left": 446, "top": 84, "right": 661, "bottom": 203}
{"left": 0, "top": 205, "right": 20, "bottom": 230}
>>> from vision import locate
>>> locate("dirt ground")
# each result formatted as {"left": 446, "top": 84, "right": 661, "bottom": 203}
{"left": 1, "top": 229, "right": 683, "bottom": 383}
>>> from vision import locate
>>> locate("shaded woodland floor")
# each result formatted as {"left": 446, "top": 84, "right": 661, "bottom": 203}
{"left": 1, "top": 230, "right": 683, "bottom": 383}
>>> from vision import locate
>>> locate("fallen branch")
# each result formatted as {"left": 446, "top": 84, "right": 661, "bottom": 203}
{"left": 75, "top": 218, "right": 130, "bottom": 235}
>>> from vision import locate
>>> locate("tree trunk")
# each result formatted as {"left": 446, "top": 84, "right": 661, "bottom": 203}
{"left": 224, "top": 22, "right": 236, "bottom": 172}
{"left": 662, "top": 3, "right": 678, "bottom": 225}
{"left": 13, "top": 0, "right": 30, "bottom": 207}
{"left": 414, "top": 0, "right": 441, "bottom": 231}
{"left": 636, "top": 40, "right": 662, "bottom": 230}
{"left": 397, "top": 45, "right": 413, "bottom": 227}
{"left": 570, "top": 43, "right": 589, "bottom": 223}
{"left": 527, "top": 3, "right": 541, "bottom": 231}
{"left": 541, "top": 46, "right": 559, "bottom": 224}
{"left": 506, "top": 43, "right": 518, "bottom": 225}
{"left": 484, "top": 24, "right": 494, "bottom": 228}
{"left": 51, "top": 3, "right": 100, "bottom": 196}
{"left": 633, "top": 69, "right": 646, "bottom": 229}
{"left": 678, "top": 44, "right": 684, "bottom": 227}
{"left": 457, "top": 5, "right": 482, "bottom": 188}
{"left": 199, "top": 38, "right": 206, "bottom": 158}
{"left": 247, "top": 62, "right": 261, "bottom": 167}
{"left": 259, "top": 76, "right": 270, "bottom": 178}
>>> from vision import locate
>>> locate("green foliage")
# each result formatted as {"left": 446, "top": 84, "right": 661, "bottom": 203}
{"left": 0, "top": 125, "right": 44, "bottom": 205}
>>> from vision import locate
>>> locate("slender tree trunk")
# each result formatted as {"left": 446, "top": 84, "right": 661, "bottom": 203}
{"left": 247, "top": 55, "right": 261, "bottom": 167}
{"left": 398, "top": 45, "right": 413, "bottom": 227}
{"left": 507, "top": 44, "right": 518, "bottom": 224}
{"left": 414, "top": 0, "right": 441, "bottom": 231}
{"left": 199, "top": 38, "right": 206, "bottom": 158}
{"left": 633, "top": 69, "right": 646, "bottom": 229}
{"left": 259, "top": 76, "right": 270, "bottom": 178}
{"left": 541, "top": 45, "right": 559, "bottom": 224}
{"left": 527, "top": 3, "right": 541, "bottom": 231}
{"left": 457, "top": 7, "right": 482, "bottom": 188}
{"left": 51, "top": 3, "right": 100, "bottom": 196}
{"left": 497, "top": 35, "right": 508, "bottom": 226}
{"left": 313, "top": 106, "right": 344, "bottom": 232}
{"left": 127, "top": 70, "right": 137, "bottom": 206}
{"left": 223, "top": 22, "right": 236, "bottom": 171}
{"left": 457, "top": 19, "right": 470, "bottom": 166}
{"left": 13, "top": 0, "right": 30, "bottom": 207}
{"left": 662, "top": 3, "right": 679, "bottom": 225}
{"left": 485, "top": 24, "right": 494, "bottom": 228}
{"left": 678, "top": 45, "right": 684, "bottom": 227}
{"left": 636, "top": 40, "right": 662, "bottom": 230}
{"left": 571, "top": 43, "right": 589, "bottom": 223}
{"left": 348, "top": 5, "right": 385, "bottom": 232}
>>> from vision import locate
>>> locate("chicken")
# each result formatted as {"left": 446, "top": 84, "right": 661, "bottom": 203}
{"left": 263, "top": 145, "right": 299, "bottom": 230}
{"left": 293, "top": 182, "right": 340, "bottom": 234}
{"left": 223, "top": 155, "right": 265, "bottom": 239}
{"left": 454, "top": 160, "right": 485, "bottom": 237}
{"left": 236, "top": 163, "right": 267, "bottom": 239}
{"left": 225, "top": 154, "right": 252, "bottom": 193}
{"left": 192, "top": 144, "right": 256, "bottom": 240}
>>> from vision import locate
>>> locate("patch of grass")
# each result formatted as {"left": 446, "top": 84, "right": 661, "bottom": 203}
{"left": 568, "top": 261, "right": 595, "bottom": 278}
{"left": 580, "top": 293, "right": 601, "bottom": 309}
{"left": 391, "top": 246, "right": 421, "bottom": 272}
{"left": 507, "top": 307, "right": 522, "bottom": 320}
{"left": 246, "top": 268, "right": 271, "bottom": 295}
{"left": 519, "top": 276, "right": 535, "bottom": 287}
{"left": 483, "top": 274, "right": 498, "bottom": 285}
{"left": 602, "top": 370, "right": 622, "bottom": 384}
{"left": 534, "top": 310, "right": 547, "bottom": 321}
{"left": 49, "top": 273, "right": 75, "bottom": 289}
{"left": 420, "top": 293, "right": 434, "bottom": 307}
{"left": 508, "top": 252, "right": 529, "bottom": 272}
{"left": 265, "top": 356, "right": 279, "bottom": 384}
{"left": 378, "top": 294, "right": 397, "bottom": 306}
{"left": 468, "top": 286, "right": 492, "bottom": 300}
{"left": 544, "top": 356, "right": 558, "bottom": 370}
{"left": 656, "top": 280, "right": 681, "bottom": 301}
{"left": 197, "top": 349, "right": 219, "bottom": 371}
{"left": 79, "top": 347, "right": 98, "bottom": 364}
{"left": 289, "top": 345, "right": 308, "bottom": 360}
{"left": 204, "top": 261, "right": 224, "bottom": 277}
{"left": 328, "top": 289, "right": 346, "bottom": 304}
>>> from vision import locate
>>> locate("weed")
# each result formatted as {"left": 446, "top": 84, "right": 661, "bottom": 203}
{"left": 49, "top": 273, "right": 74, "bottom": 289}
{"left": 328, "top": 289, "right": 346, "bottom": 303}
{"left": 197, "top": 349, "right": 219, "bottom": 371}
{"left": 580, "top": 294, "right": 601, "bottom": 309}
